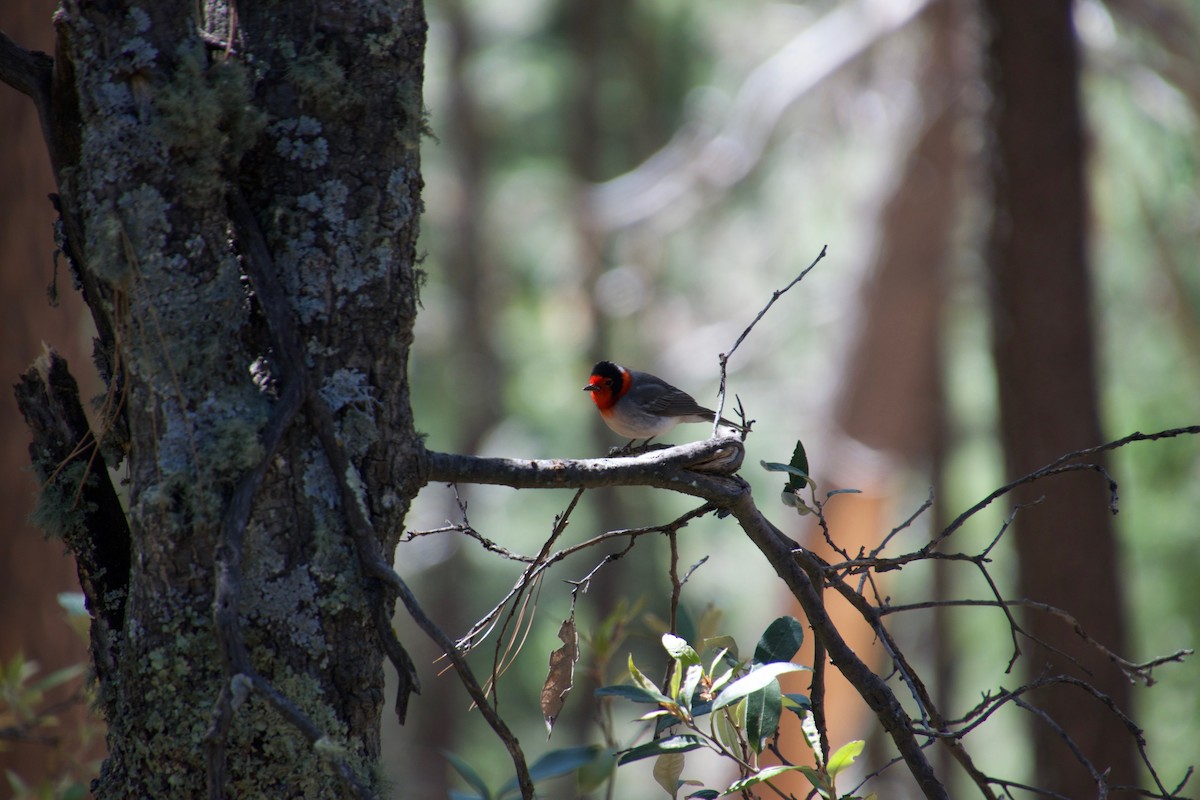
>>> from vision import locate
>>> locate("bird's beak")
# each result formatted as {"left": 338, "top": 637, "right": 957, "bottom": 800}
{"left": 583, "top": 384, "right": 598, "bottom": 392}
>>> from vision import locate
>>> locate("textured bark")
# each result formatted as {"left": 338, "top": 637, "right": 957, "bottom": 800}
{"left": 984, "top": 1, "right": 1135, "bottom": 794}
{"left": 10, "top": 1, "right": 427, "bottom": 796}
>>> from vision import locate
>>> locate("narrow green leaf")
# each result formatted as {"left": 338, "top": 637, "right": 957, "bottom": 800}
{"left": 627, "top": 655, "right": 672, "bottom": 704}
{"left": 760, "top": 461, "right": 813, "bottom": 486}
{"left": 782, "top": 693, "right": 811, "bottom": 719}
{"left": 826, "top": 488, "right": 862, "bottom": 498}
{"left": 498, "top": 744, "right": 603, "bottom": 797}
{"left": 679, "top": 664, "right": 704, "bottom": 713}
{"left": 826, "top": 739, "right": 865, "bottom": 779}
{"left": 652, "top": 752, "right": 685, "bottom": 798}
{"left": 712, "top": 703, "right": 742, "bottom": 753}
{"left": 527, "top": 745, "right": 603, "bottom": 782}
{"left": 617, "top": 736, "right": 705, "bottom": 765}
{"left": 595, "top": 684, "right": 668, "bottom": 705}
{"left": 443, "top": 751, "right": 493, "bottom": 800}
{"left": 685, "top": 791, "right": 720, "bottom": 800}
{"left": 708, "top": 663, "right": 735, "bottom": 695}
{"left": 783, "top": 693, "right": 811, "bottom": 708}
{"left": 725, "top": 765, "right": 804, "bottom": 793}
{"left": 752, "top": 616, "right": 805, "bottom": 665}
{"left": 711, "top": 663, "right": 808, "bottom": 712}
{"left": 639, "top": 708, "right": 674, "bottom": 722}
{"left": 744, "top": 680, "right": 782, "bottom": 753}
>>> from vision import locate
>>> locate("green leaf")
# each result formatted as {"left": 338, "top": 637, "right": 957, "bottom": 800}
{"left": 443, "top": 751, "right": 493, "bottom": 800}
{"left": 711, "top": 663, "right": 809, "bottom": 712}
{"left": 527, "top": 745, "right": 603, "bottom": 782}
{"left": 760, "top": 461, "right": 813, "bottom": 487}
{"left": 639, "top": 709, "right": 673, "bottom": 722}
{"left": 725, "top": 765, "right": 804, "bottom": 793}
{"left": 669, "top": 662, "right": 683, "bottom": 703}
{"left": 595, "top": 684, "right": 668, "bottom": 704}
{"left": 685, "top": 791, "right": 720, "bottom": 800}
{"left": 781, "top": 488, "right": 813, "bottom": 514}
{"left": 789, "top": 440, "right": 809, "bottom": 481}
{"left": 752, "top": 616, "right": 805, "bottom": 665}
{"left": 782, "top": 693, "right": 811, "bottom": 719}
{"left": 826, "top": 488, "right": 862, "bottom": 498}
{"left": 617, "top": 735, "right": 705, "bottom": 765}
{"left": 744, "top": 680, "right": 782, "bottom": 753}
{"left": 827, "top": 740, "right": 865, "bottom": 779}
{"left": 498, "top": 745, "right": 602, "bottom": 797}
{"left": 679, "top": 664, "right": 704, "bottom": 713}
{"left": 662, "top": 634, "right": 701, "bottom": 668}
{"left": 760, "top": 441, "right": 811, "bottom": 491}
{"left": 653, "top": 752, "right": 685, "bottom": 798}
{"left": 627, "top": 656, "right": 672, "bottom": 704}
{"left": 712, "top": 703, "right": 742, "bottom": 752}
{"left": 708, "top": 663, "right": 735, "bottom": 695}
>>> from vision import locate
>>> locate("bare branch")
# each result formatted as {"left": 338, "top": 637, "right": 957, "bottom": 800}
{"left": 0, "top": 31, "right": 53, "bottom": 142}
{"left": 423, "top": 436, "right": 746, "bottom": 501}
{"left": 929, "top": 426, "right": 1200, "bottom": 551}
{"left": 725, "top": 492, "right": 950, "bottom": 799}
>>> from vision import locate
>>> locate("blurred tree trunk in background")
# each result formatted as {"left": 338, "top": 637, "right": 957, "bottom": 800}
{"left": 0, "top": 0, "right": 103, "bottom": 789}
{"left": 776, "top": 2, "right": 966, "bottom": 793}
{"left": 985, "top": 1, "right": 1135, "bottom": 794}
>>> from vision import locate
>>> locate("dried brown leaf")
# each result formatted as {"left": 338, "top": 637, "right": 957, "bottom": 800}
{"left": 540, "top": 614, "right": 578, "bottom": 737}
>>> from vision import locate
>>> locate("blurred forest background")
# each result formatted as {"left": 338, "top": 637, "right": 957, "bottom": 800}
{"left": 2, "top": 0, "right": 1198, "bottom": 797}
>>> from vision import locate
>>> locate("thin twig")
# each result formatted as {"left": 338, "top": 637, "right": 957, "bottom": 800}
{"left": 713, "top": 245, "right": 827, "bottom": 433}
{"left": 929, "top": 427, "right": 1200, "bottom": 551}
{"left": 459, "top": 503, "right": 715, "bottom": 651}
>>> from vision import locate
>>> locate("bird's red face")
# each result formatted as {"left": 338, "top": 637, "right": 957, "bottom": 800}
{"left": 583, "top": 361, "right": 628, "bottom": 411}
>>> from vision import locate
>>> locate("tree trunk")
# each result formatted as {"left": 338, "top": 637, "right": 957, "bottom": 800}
{"left": 16, "top": 1, "right": 427, "bottom": 795}
{"left": 984, "top": 1, "right": 1135, "bottom": 794}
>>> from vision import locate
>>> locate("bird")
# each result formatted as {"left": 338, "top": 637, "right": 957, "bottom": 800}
{"left": 583, "top": 360, "right": 744, "bottom": 444}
